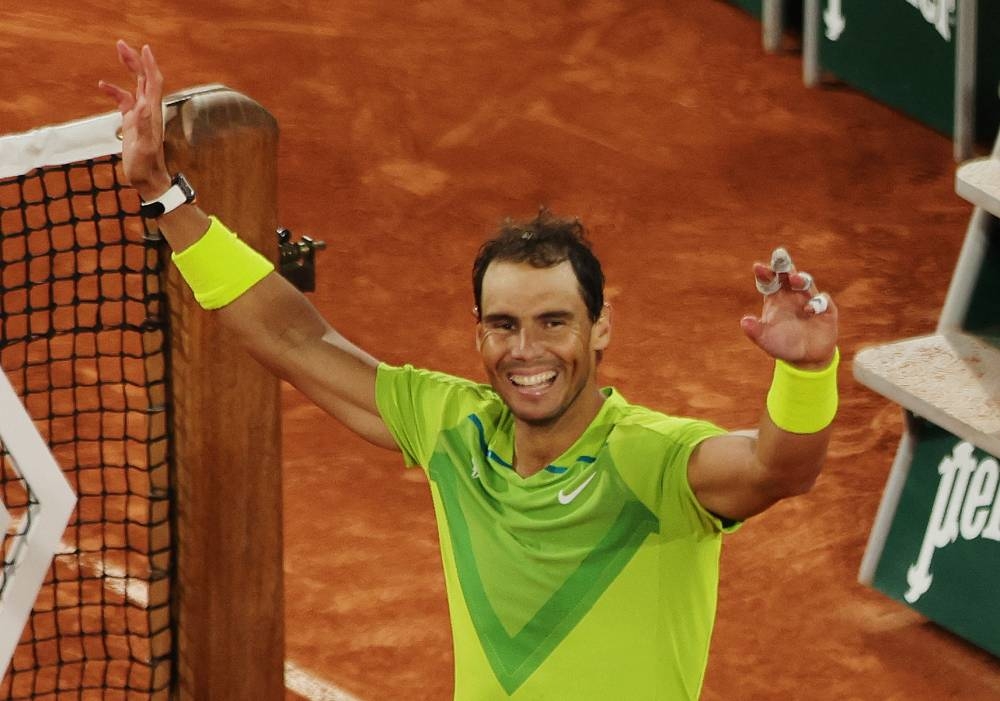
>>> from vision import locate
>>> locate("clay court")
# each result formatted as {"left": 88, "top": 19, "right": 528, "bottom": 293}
{"left": 4, "top": 1, "right": 1000, "bottom": 699}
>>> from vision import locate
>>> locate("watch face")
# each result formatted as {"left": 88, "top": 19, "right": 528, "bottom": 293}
{"left": 175, "top": 173, "right": 196, "bottom": 202}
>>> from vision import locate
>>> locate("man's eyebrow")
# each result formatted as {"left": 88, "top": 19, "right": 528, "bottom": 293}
{"left": 481, "top": 310, "right": 575, "bottom": 323}
{"left": 538, "top": 310, "right": 574, "bottom": 320}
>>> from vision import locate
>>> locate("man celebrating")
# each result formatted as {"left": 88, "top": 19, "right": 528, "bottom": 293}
{"left": 101, "top": 40, "right": 838, "bottom": 700}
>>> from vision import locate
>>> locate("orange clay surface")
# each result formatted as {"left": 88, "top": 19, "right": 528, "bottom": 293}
{"left": 6, "top": 1, "right": 1000, "bottom": 699}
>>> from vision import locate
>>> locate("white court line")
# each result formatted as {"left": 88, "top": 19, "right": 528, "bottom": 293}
{"left": 59, "top": 542, "right": 364, "bottom": 701}
{"left": 284, "top": 660, "right": 364, "bottom": 701}
{"left": 56, "top": 540, "right": 149, "bottom": 607}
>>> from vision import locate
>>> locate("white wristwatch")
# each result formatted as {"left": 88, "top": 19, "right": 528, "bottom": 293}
{"left": 139, "top": 173, "right": 196, "bottom": 218}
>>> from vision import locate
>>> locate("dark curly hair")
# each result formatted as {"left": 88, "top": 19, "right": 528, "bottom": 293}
{"left": 472, "top": 209, "right": 605, "bottom": 322}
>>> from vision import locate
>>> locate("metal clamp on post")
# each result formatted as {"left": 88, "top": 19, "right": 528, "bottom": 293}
{"left": 277, "top": 227, "right": 326, "bottom": 292}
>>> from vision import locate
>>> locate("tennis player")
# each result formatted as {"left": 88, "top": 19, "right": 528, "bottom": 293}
{"left": 101, "top": 40, "right": 839, "bottom": 700}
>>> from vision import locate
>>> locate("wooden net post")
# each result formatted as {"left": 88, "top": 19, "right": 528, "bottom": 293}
{"left": 159, "top": 87, "right": 285, "bottom": 700}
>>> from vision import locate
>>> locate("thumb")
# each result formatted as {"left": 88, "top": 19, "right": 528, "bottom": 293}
{"left": 740, "top": 315, "right": 765, "bottom": 345}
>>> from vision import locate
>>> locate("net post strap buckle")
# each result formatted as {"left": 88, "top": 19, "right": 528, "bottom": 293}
{"left": 277, "top": 227, "right": 326, "bottom": 293}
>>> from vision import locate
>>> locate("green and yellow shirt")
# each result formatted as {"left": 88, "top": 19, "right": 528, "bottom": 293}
{"left": 376, "top": 364, "right": 736, "bottom": 700}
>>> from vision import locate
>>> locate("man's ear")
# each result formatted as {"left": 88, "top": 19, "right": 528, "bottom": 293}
{"left": 473, "top": 306, "right": 483, "bottom": 352}
{"left": 591, "top": 303, "right": 611, "bottom": 351}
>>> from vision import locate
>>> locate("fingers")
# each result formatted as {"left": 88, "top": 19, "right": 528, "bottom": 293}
{"left": 753, "top": 248, "right": 813, "bottom": 295}
{"left": 806, "top": 293, "right": 830, "bottom": 315}
{"left": 140, "top": 45, "right": 165, "bottom": 131}
{"left": 754, "top": 263, "right": 781, "bottom": 295}
{"left": 770, "top": 247, "right": 792, "bottom": 274}
{"left": 101, "top": 40, "right": 166, "bottom": 134}
{"left": 753, "top": 247, "right": 831, "bottom": 315}
{"left": 100, "top": 40, "right": 145, "bottom": 112}
{"left": 97, "top": 80, "right": 135, "bottom": 113}
{"left": 739, "top": 314, "right": 764, "bottom": 343}
{"left": 110, "top": 40, "right": 162, "bottom": 96}
{"left": 789, "top": 271, "right": 813, "bottom": 292}
{"left": 753, "top": 246, "right": 795, "bottom": 295}
{"left": 141, "top": 45, "right": 162, "bottom": 86}
{"left": 116, "top": 39, "right": 143, "bottom": 74}
{"left": 139, "top": 45, "right": 161, "bottom": 96}
{"left": 100, "top": 39, "right": 170, "bottom": 191}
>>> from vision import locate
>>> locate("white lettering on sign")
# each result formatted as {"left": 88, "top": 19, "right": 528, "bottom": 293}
{"left": 903, "top": 0, "right": 956, "bottom": 41}
{"left": 824, "top": 0, "right": 846, "bottom": 41}
{"left": 905, "top": 442, "right": 1000, "bottom": 603}
{"left": 824, "top": 1, "right": 956, "bottom": 43}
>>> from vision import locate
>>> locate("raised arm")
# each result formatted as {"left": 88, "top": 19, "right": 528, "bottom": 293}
{"left": 687, "top": 249, "right": 839, "bottom": 522}
{"left": 100, "top": 40, "right": 398, "bottom": 451}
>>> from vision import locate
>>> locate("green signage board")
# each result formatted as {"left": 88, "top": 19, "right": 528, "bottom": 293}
{"left": 726, "top": 0, "right": 802, "bottom": 26}
{"left": 975, "top": 4, "right": 1000, "bottom": 143}
{"left": 873, "top": 418, "right": 1000, "bottom": 656}
{"left": 815, "top": 1, "right": 1000, "bottom": 142}
{"left": 819, "top": 0, "right": 956, "bottom": 136}
{"left": 728, "top": 0, "right": 763, "bottom": 19}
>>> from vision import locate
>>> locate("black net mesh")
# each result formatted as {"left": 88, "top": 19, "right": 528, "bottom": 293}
{"left": 0, "top": 156, "right": 172, "bottom": 699}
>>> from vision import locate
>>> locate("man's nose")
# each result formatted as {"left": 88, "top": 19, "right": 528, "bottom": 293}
{"left": 510, "top": 327, "right": 543, "bottom": 358}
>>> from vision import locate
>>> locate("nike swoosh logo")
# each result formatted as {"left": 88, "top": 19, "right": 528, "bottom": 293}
{"left": 557, "top": 473, "right": 597, "bottom": 505}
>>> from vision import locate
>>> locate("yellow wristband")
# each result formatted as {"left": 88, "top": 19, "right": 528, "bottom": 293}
{"left": 171, "top": 216, "right": 274, "bottom": 310}
{"left": 766, "top": 348, "right": 840, "bottom": 434}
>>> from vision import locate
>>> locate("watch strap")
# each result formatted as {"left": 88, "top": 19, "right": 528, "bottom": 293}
{"left": 140, "top": 174, "right": 195, "bottom": 218}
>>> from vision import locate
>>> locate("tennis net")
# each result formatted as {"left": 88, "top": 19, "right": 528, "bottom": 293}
{"left": 1, "top": 143, "right": 172, "bottom": 698}
{"left": 1, "top": 88, "right": 285, "bottom": 699}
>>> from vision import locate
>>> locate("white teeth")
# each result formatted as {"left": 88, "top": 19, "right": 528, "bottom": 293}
{"left": 509, "top": 370, "right": 556, "bottom": 387}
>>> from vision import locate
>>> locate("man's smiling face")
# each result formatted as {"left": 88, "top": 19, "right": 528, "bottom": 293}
{"left": 476, "top": 260, "right": 609, "bottom": 428}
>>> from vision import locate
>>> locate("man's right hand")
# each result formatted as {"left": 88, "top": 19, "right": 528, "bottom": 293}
{"left": 96, "top": 41, "right": 397, "bottom": 452}
{"left": 98, "top": 40, "right": 171, "bottom": 201}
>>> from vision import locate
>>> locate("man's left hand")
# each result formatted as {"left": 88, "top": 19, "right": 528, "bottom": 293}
{"left": 740, "top": 248, "right": 838, "bottom": 370}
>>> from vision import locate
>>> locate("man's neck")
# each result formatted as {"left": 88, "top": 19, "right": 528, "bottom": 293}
{"left": 512, "top": 388, "right": 606, "bottom": 478}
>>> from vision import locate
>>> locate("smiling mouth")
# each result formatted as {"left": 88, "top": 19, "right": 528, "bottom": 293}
{"left": 508, "top": 370, "right": 557, "bottom": 389}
